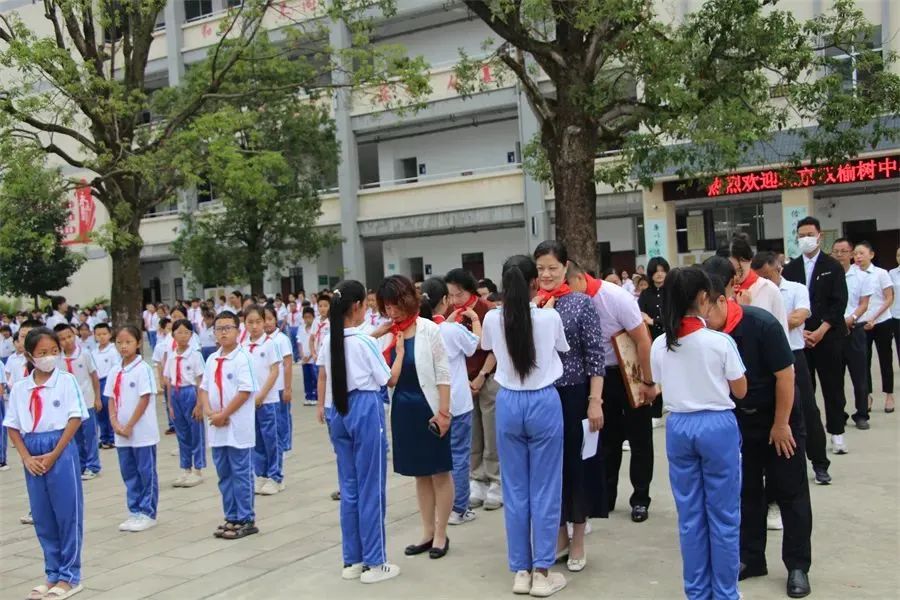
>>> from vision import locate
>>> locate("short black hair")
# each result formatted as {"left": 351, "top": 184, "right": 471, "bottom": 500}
{"left": 302, "top": 307, "right": 315, "bottom": 317}
{"left": 832, "top": 237, "right": 851, "bottom": 249}
{"left": 796, "top": 216, "right": 821, "bottom": 232}
{"left": 445, "top": 268, "right": 478, "bottom": 294}
{"left": 750, "top": 251, "right": 778, "bottom": 270}
{"left": 53, "top": 323, "right": 75, "bottom": 334}
{"left": 50, "top": 295, "right": 67, "bottom": 311}
{"left": 0, "top": 325, "right": 11, "bottom": 334}
{"left": 477, "top": 278, "right": 498, "bottom": 294}
{"left": 94, "top": 322, "right": 111, "bottom": 332}
{"left": 172, "top": 318, "right": 194, "bottom": 333}
{"left": 853, "top": 240, "right": 874, "bottom": 252}
{"left": 701, "top": 256, "right": 736, "bottom": 299}
{"left": 159, "top": 317, "right": 171, "bottom": 328}
{"left": 214, "top": 311, "right": 240, "bottom": 327}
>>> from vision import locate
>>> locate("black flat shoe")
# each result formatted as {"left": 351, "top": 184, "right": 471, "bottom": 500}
{"left": 404, "top": 539, "right": 433, "bottom": 556}
{"left": 429, "top": 538, "right": 449, "bottom": 559}
{"left": 787, "top": 569, "right": 811, "bottom": 598}
{"left": 738, "top": 562, "right": 768, "bottom": 581}
{"left": 631, "top": 505, "right": 649, "bottom": 523}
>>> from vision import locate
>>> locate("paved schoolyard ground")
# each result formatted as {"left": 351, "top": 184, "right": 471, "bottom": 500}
{"left": 1, "top": 362, "right": 898, "bottom": 600}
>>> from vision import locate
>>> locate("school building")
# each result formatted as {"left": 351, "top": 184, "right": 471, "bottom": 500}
{"left": 3, "top": 0, "right": 898, "bottom": 305}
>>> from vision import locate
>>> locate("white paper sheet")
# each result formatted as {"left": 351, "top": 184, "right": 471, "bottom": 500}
{"left": 581, "top": 419, "right": 599, "bottom": 460}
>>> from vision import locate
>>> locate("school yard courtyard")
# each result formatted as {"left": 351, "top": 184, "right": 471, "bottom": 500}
{"left": 1, "top": 364, "right": 898, "bottom": 600}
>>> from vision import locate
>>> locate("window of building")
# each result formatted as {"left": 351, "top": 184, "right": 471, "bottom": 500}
{"left": 174, "top": 277, "right": 184, "bottom": 301}
{"left": 197, "top": 179, "right": 217, "bottom": 204}
{"left": 462, "top": 252, "right": 485, "bottom": 281}
{"left": 825, "top": 25, "right": 883, "bottom": 90}
{"left": 226, "top": 0, "right": 243, "bottom": 7}
{"left": 185, "top": 0, "right": 214, "bottom": 22}
{"left": 154, "top": 9, "right": 165, "bottom": 30}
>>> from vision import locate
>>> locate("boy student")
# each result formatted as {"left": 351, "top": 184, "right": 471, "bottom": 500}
{"left": 200, "top": 311, "right": 259, "bottom": 539}
{"left": 199, "top": 310, "right": 218, "bottom": 362}
{"left": 45, "top": 296, "right": 70, "bottom": 330}
{"left": 152, "top": 318, "right": 177, "bottom": 435}
{"left": 93, "top": 323, "right": 119, "bottom": 449}
{"left": 77, "top": 323, "right": 96, "bottom": 354}
{"left": 285, "top": 301, "right": 302, "bottom": 363}
{"left": 263, "top": 307, "right": 294, "bottom": 454}
{"left": 308, "top": 295, "right": 331, "bottom": 390}
{"left": 164, "top": 319, "right": 206, "bottom": 487}
{"left": 54, "top": 324, "right": 102, "bottom": 481}
{"left": 298, "top": 307, "right": 318, "bottom": 406}
{"left": 0, "top": 360, "right": 6, "bottom": 470}
{"left": 0, "top": 325, "right": 15, "bottom": 364}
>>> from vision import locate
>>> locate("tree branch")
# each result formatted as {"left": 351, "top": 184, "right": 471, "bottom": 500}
{"left": 1, "top": 101, "right": 98, "bottom": 153}
{"left": 498, "top": 46, "right": 555, "bottom": 128}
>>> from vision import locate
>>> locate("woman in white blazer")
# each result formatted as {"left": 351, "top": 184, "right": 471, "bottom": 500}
{"left": 376, "top": 275, "right": 454, "bottom": 560}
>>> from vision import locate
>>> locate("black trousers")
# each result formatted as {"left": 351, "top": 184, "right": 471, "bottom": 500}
{"left": 843, "top": 324, "right": 870, "bottom": 421}
{"left": 866, "top": 320, "right": 895, "bottom": 395}
{"left": 738, "top": 412, "right": 813, "bottom": 574}
{"left": 805, "top": 332, "right": 847, "bottom": 435}
{"left": 602, "top": 366, "right": 653, "bottom": 510}
{"left": 793, "top": 350, "right": 829, "bottom": 471}
{"left": 893, "top": 318, "right": 900, "bottom": 365}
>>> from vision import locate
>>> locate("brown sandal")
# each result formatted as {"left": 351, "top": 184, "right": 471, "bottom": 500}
{"left": 220, "top": 522, "right": 258, "bottom": 540}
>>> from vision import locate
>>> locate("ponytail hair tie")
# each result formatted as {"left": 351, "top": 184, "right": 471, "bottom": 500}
{"left": 421, "top": 292, "right": 430, "bottom": 300}
{"left": 332, "top": 289, "right": 342, "bottom": 298}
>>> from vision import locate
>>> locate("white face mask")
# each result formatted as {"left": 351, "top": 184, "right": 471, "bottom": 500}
{"left": 797, "top": 235, "right": 819, "bottom": 255}
{"left": 32, "top": 355, "right": 58, "bottom": 373}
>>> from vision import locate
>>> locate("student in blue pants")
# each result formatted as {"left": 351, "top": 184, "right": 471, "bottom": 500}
{"left": 5, "top": 326, "right": 88, "bottom": 600}
{"left": 263, "top": 307, "right": 294, "bottom": 457}
{"left": 480, "top": 255, "right": 569, "bottom": 597}
{"left": 92, "top": 324, "right": 118, "bottom": 449}
{"left": 648, "top": 267, "right": 747, "bottom": 600}
{"left": 317, "top": 280, "right": 400, "bottom": 584}
{"left": 165, "top": 320, "right": 206, "bottom": 488}
{"left": 0, "top": 364, "right": 7, "bottom": 470}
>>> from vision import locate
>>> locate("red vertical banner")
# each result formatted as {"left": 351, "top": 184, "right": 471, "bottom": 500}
{"left": 63, "top": 179, "right": 95, "bottom": 245}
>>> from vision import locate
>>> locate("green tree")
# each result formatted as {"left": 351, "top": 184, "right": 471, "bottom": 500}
{"left": 459, "top": 0, "right": 900, "bottom": 271}
{"left": 0, "top": 144, "right": 84, "bottom": 308}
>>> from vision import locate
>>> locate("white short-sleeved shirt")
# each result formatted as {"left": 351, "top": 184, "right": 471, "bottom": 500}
{"left": 859, "top": 264, "right": 893, "bottom": 324}
{"left": 890, "top": 267, "right": 900, "bottom": 319}
{"left": 152, "top": 334, "right": 172, "bottom": 364}
{"left": 3, "top": 369, "right": 89, "bottom": 433}
{"left": 45, "top": 311, "right": 67, "bottom": 330}
{"left": 96, "top": 309, "right": 109, "bottom": 323}
{"left": 845, "top": 266, "right": 874, "bottom": 318}
{"left": 268, "top": 330, "right": 293, "bottom": 391}
{"left": 200, "top": 345, "right": 257, "bottom": 448}
{"left": 276, "top": 305, "right": 288, "bottom": 323}
{"left": 163, "top": 347, "right": 205, "bottom": 388}
{"left": 362, "top": 310, "right": 390, "bottom": 335}
{"left": 481, "top": 306, "right": 569, "bottom": 390}
{"left": 285, "top": 309, "right": 302, "bottom": 329}
{"left": 588, "top": 281, "right": 645, "bottom": 367}
{"left": 242, "top": 334, "right": 280, "bottom": 404}
{"left": 777, "top": 278, "right": 811, "bottom": 352}
{"left": 142, "top": 310, "right": 153, "bottom": 331}
{"left": 313, "top": 318, "right": 330, "bottom": 349}
{"left": 650, "top": 327, "right": 745, "bottom": 413}
{"left": 439, "top": 321, "right": 479, "bottom": 416}
{"left": 92, "top": 344, "right": 120, "bottom": 380}
{"left": 103, "top": 357, "right": 158, "bottom": 447}
{"left": 747, "top": 276, "right": 789, "bottom": 337}
{"left": 58, "top": 348, "right": 97, "bottom": 407}
{"left": 198, "top": 324, "right": 217, "bottom": 348}
{"left": 296, "top": 325, "right": 314, "bottom": 360}
{"left": 1, "top": 336, "right": 16, "bottom": 359}
{"left": 149, "top": 314, "right": 160, "bottom": 331}
{"left": 4, "top": 353, "right": 29, "bottom": 387}
{"left": 316, "top": 327, "right": 390, "bottom": 409}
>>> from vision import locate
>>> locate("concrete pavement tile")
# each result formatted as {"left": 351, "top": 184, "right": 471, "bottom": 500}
{"left": 148, "top": 565, "right": 267, "bottom": 600}
{"left": 80, "top": 556, "right": 186, "bottom": 592}
{"left": 80, "top": 573, "right": 190, "bottom": 600}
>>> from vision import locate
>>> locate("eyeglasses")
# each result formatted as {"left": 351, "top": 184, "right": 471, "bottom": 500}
{"left": 214, "top": 325, "right": 237, "bottom": 333}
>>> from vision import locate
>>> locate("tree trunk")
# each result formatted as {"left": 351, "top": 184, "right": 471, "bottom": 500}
{"left": 249, "top": 272, "right": 264, "bottom": 298}
{"left": 110, "top": 223, "right": 144, "bottom": 327}
{"left": 33, "top": 295, "right": 40, "bottom": 311}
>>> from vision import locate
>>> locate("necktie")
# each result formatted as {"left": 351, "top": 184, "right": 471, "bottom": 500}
{"left": 175, "top": 356, "right": 183, "bottom": 389}
{"left": 249, "top": 343, "right": 258, "bottom": 353}
{"left": 65, "top": 357, "right": 74, "bottom": 373}
{"left": 113, "top": 370, "right": 124, "bottom": 411}
{"left": 29, "top": 385, "right": 46, "bottom": 432}
{"left": 215, "top": 357, "right": 227, "bottom": 410}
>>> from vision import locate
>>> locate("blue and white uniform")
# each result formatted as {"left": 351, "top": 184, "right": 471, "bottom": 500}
{"left": 297, "top": 324, "right": 317, "bottom": 402}
{"left": 164, "top": 347, "right": 206, "bottom": 471}
{"left": 201, "top": 345, "right": 257, "bottom": 524}
{"left": 0, "top": 364, "right": 7, "bottom": 465}
{"left": 92, "top": 343, "right": 120, "bottom": 446}
{"left": 317, "top": 326, "right": 391, "bottom": 568}
{"left": 105, "top": 357, "right": 159, "bottom": 520}
{"left": 4, "top": 369, "right": 87, "bottom": 585}
{"left": 199, "top": 323, "right": 217, "bottom": 362}
{"left": 243, "top": 334, "right": 282, "bottom": 484}
{"left": 59, "top": 348, "right": 101, "bottom": 475}
{"left": 269, "top": 329, "right": 294, "bottom": 453}
{"left": 481, "top": 305, "right": 569, "bottom": 572}
{"left": 285, "top": 308, "right": 302, "bottom": 363}
{"left": 650, "top": 321, "right": 746, "bottom": 600}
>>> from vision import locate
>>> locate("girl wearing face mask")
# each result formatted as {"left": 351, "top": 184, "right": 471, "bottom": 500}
{"left": 4, "top": 327, "right": 89, "bottom": 600}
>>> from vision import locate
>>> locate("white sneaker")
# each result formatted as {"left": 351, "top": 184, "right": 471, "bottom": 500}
{"left": 448, "top": 509, "right": 477, "bottom": 525}
{"left": 622, "top": 440, "right": 631, "bottom": 452}
{"left": 360, "top": 563, "right": 400, "bottom": 584}
{"left": 529, "top": 571, "right": 567, "bottom": 597}
{"left": 20, "top": 512, "right": 33, "bottom": 525}
{"left": 469, "top": 480, "right": 487, "bottom": 508}
{"left": 484, "top": 482, "right": 503, "bottom": 510}
{"left": 172, "top": 471, "right": 190, "bottom": 487}
{"left": 259, "top": 479, "right": 280, "bottom": 495}
{"left": 182, "top": 472, "right": 204, "bottom": 487}
{"left": 254, "top": 478, "right": 265, "bottom": 494}
{"left": 80, "top": 470, "right": 97, "bottom": 481}
{"left": 129, "top": 514, "right": 158, "bottom": 532}
{"left": 831, "top": 434, "right": 848, "bottom": 455}
{"left": 513, "top": 570, "right": 532, "bottom": 594}
{"left": 169, "top": 448, "right": 178, "bottom": 456}
{"left": 118, "top": 514, "right": 140, "bottom": 532}
{"left": 341, "top": 563, "right": 363, "bottom": 580}
{"left": 277, "top": 480, "right": 286, "bottom": 492}
{"left": 767, "top": 505, "right": 784, "bottom": 531}
{"left": 283, "top": 450, "right": 292, "bottom": 460}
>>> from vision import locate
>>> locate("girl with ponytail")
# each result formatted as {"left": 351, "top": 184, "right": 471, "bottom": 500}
{"left": 315, "top": 280, "right": 399, "bottom": 584}
{"left": 649, "top": 267, "right": 747, "bottom": 599}
{"left": 481, "top": 255, "right": 570, "bottom": 597}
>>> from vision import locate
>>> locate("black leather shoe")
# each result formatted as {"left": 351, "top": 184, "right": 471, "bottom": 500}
{"left": 429, "top": 537, "right": 450, "bottom": 559}
{"left": 787, "top": 569, "right": 811, "bottom": 598}
{"left": 813, "top": 466, "right": 832, "bottom": 485}
{"left": 631, "top": 505, "right": 649, "bottom": 522}
{"left": 404, "top": 539, "right": 433, "bottom": 556}
{"left": 738, "top": 562, "right": 768, "bottom": 581}
{"left": 854, "top": 417, "right": 871, "bottom": 430}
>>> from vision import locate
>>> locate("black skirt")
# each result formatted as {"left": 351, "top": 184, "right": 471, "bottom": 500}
{"left": 558, "top": 382, "right": 609, "bottom": 524}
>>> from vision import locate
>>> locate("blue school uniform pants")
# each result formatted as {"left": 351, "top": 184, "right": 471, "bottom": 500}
{"left": 254, "top": 402, "right": 282, "bottom": 482}
{"left": 329, "top": 390, "right": 388, "bottom": 567}
{"left": 0, "top": 400, "right": 7, "bottom": 465}
{"left": 278, "top": 391, "right": 292, "bottom": 453}
{"left": 201, "top": 346, "right": 217, "bottom": 362}
{"left": 289, "top": 326, "right": 300, "bottom": 362}
{"left": 302, "top": 363, "right": 318, "bottom": 401}
{"left": 23, "top": 430, "right": 83, "bottom": 585}
{"left": 667, "top": 410, "right": 741, "bottom": 600}
{"left": 74, "top": 408, "right": 101, "bottom": 473}
{"left": 172, "top": 385, "right": 206, "bottom": 470}
{"left": 96, "top": 377, "right": 114, "bottom": 445}
{"left": 164, "top": 387, "right": 175, "bottom": 431}
{"left": 496, "top": 386, "right": 563, "bottom": 572}
{"left": 147, "top": 331, "right": 157, "bottom": 352}
{"left": 450, "top": 409, "right": 473, "bottom": 514}
{"left": 117, "top": 445, "right": 159, "bottom": 519}
{"left": 212, "top": 446, "right": 255, "bottom": 523}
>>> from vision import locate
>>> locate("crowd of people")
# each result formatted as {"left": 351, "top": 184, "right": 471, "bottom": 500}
{"left": 1, "top": 215, "right": 898, "bottom": 600}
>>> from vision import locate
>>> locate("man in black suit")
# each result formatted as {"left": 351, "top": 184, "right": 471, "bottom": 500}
{"left": 783, "top": 216, "right": 849, "bottom": 454}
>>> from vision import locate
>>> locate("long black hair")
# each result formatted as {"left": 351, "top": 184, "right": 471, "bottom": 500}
{"left": 662, "top": 267, "right": 712, "bottom": 351}
{"left": 420, "top": 277, "right": 448, "bottom": 321}
{"left": 501, "top": 255, "right": 537, "bottom": 381}
{"left": 329, "top": 280, "right": 367, "bottom": 415}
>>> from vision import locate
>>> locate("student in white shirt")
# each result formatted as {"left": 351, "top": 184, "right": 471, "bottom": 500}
{"left": 54, "top": 324, "right": 102, "bottom": 482}
{"left": 242, "top": 306, "right": 282, "bottom": 496}
{"left": 92, "top": 323, "right": 119, "bottom": 449}
{"left": 649, "top": 267, "right": 747, "bottom": 600}
{"left": 199, "top": 310, "right": 218, "bottom": 361}
{"left": 316, "top": 280, "right": 399, "bottom": 584}
{"left": 142, "top": 304, "right": 157, "bottom": 350}
{"left": 4, "top": 326, "right": 88, "bottom": 599}
{"left": 262, "top": 306, "right": 295, "bottom": 458}
{"left": 77, "top": 323, "right": 97, "bottom": 354}
{"left": 420, "top": 278, "right": 482, "bottom": 527}
{"left": 284, "top": 302, "right": 302, "bottom": 363}
{"left": 44, "top": 296, "right": 69, "bottom": 331}
{"left": 481, "top": 255, "right": 570, "bottom": 597}
{"left": 152, "top": 318, "right": 176, "bottom": 435}
{"left": 310, "top": 295, "right": 331, "bottom": 361}
{"left": 4, "top": 320, "right": 41, "bottom": 390}
{"left": 199, "top": 311, "right": 258, "bottom": 539}
{"left": 0, "top": 325, "right": 15, "bottom": 364}
{"left": 165, "top": 320, "right": 206, "bottom": 488}
{"left": 853, "top": 242, "right": 895, "bottom": 413}
{"left": 105, "top": 325, "right": 159, "bottom": 533}
{"left": 297, "top": 307, "right": 318, "bottom": 406}
{"left": 0, "top": 356, "right": 6, "bottom": 470}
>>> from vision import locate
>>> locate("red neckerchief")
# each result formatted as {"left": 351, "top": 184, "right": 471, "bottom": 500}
{"left": 734, "top": 269, "right": 759, "bottom": 294}
{"left": 248, "top": 334, "right": 270, "bottom": 353}
{"left": 29, "top": 385, "right": 45, "bottom": 432}
{"left": 65, "top": 356, "right": 74, "bottom": 373}
{"left": 383, "top": 313, "right": 419, "bottom": 364}
{"left": 584, "top": 274, "right": 602, "bottom": 298}
{"left": 678, "top": 316, "right": 705, "bottom": 338}
{"left": 113, "top": 370, "right": 124, "bottom": 412}
{"left": 175, "top": 355, "right": 183, "bottom": 389}
{"left": 433, "top": 315, "right": 446, "bottom": 324}
{"left": 315, "top": 319, "right": 328, "bottom": 341}
{"left": 214, "top": 357, "right": 227, "bottom": 411}
{"left": 536, "top": 284, "right": 572, "bottom": 308}
{"left": 171, "top": 337, "right": 177, "bottom": 351}
{"left": 452, "top": 295, "right": 478, "bottom": 323}
{"left": 723, "top": 299, "right": 744, "bottom": 334}
{"left": 289, "top": 305, "right": 298, "bottom": 327}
